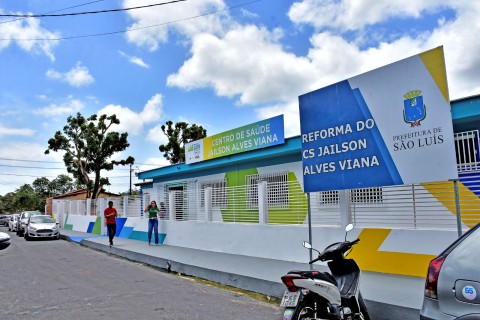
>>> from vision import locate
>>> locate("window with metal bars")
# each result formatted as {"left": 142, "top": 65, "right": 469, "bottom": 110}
{"left": 318, "top": 187, "right": 383, "bottom": 205}
{"left": 454, "top": 130, "right": 479, "bottom": 170}
{"left": 319, "top": 190, "right": 340, "bottom": 205}
{"left": 246, "top": 172, "right": 289, "bottom": 209}
{"left": 351, "top": 187, "right": 383, "bottom": 204}
{"left": 200, "top": 179, "right": 227, "bottom": 208}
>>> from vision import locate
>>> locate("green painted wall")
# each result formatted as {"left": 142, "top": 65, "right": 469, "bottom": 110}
{"left": 220, "top": 169, "right": 308, "bottom": 224}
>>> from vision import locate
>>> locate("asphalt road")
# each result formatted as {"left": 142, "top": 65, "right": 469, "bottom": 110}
{"left": 0, "top": 225, "right": 281, "bottom": 320}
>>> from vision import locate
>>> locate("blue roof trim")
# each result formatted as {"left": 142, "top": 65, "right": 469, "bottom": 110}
{"left": 451, "top": 95, "right": 480, "bottom": 120}
{"left": 138, "top": 137, "right": 302, "bottom": 180}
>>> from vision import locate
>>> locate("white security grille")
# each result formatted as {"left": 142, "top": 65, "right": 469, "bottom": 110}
{"left": 200, "top": 179, "right": 227, "bottom": 208}
{"left": 245, "top": 172, "right": 288, "bottom": 209}
{"left": 317, "top": 187, "right": 383, "bottom": 206}
{"left": 123, "top": 195, "right": 142, "bottom": 217}
{"left": 455, "top": 130, "right": 480, "bottom": 171}
{"left": 349, "top": 181, "right": 479, "bottom": 230}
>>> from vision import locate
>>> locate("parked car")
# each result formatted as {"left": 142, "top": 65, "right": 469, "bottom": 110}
{"left": 0, "top": 214, "right": 12, "bottom": 226}
{"left": 420, "top": 223, "right": 480, "bottom": 319}
{"left": 0, "top": 232, "right": 10, "bottom": 250}
{"left": 24, "top": 215, "right": 60, "bottom": 240}
{"left": 8, "top": 214, "right": 19, "bottom": 232}
{"left": 16, "top": 211, "right": 42, "bottom": 236}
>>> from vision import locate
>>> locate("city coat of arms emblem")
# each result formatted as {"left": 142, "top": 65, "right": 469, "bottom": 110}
{"left": 403, "top": 90, "right": 426, "bottom": 127}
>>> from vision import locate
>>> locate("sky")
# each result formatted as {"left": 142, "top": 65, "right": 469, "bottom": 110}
{"left": 0, "top": 0, "right": 479, "bottom": 196}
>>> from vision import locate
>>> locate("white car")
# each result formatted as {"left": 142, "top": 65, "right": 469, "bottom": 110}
{"left": 8, "top": 214, "right": 19, "bottom": 232}
{"left": 17, "top": 210, "right": 42, "bottom": 236}
{"left": 0, "top": 232, "right": 10, "bottom": 250}
{"left": 24, "top": 215, "right": 60, "bottom": 240}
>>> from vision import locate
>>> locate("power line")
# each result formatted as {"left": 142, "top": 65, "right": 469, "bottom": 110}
{"left": 0, "top": 0, "right": 106, "bottom": 25}
{"left": 0, "top": 157, "right": 165, "bottom": 167}
{"left": 1, "top": 0, "right": 261, "bottom": 41}
{"left": 0, "top": 157, "right": 62, "bottom": 163}
{"left": 0, "top": 164, "right": 67, "bottom": 170}
{"left": 0, "top": 0, "right": 187, "bottom": 18}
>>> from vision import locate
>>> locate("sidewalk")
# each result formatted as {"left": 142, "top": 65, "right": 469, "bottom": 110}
{"left": 60, "top": 228, "right": 422, "bottom": 319}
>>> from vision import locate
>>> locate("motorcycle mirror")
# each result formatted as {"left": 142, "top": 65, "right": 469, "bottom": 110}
{"left": 345, "top": 224, "right": 354, "bottom": 232}
{"left": 303, "top": 241, "right": 312, "bottom": 249}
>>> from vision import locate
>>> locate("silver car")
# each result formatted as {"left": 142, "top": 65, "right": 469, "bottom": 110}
{"left": 24, "top": 215, "right": 60, "bottom": 240}
{"left": 16, "top": 211, "right": 42, "bottom": 236}
{"left": 420, "top": 223, "right": 480, "bottom": 319}
{"left": 8, "top": 214, "right": 19, "bottom": 232}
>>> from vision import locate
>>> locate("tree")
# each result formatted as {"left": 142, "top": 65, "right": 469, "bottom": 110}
{"left": 159, "top": 121, "right": 207, "bottom": 164}
{"left": 45, "top": 112, "right": 135, "bottom": 199}
{"left": 50, "top": 174, "right": 75, "bottom": 195}
{"left": 32, "top": 177, "right": 51, "bottom": 198}
{"left": 13, "top": 184, "right": 41, "bottom": 211}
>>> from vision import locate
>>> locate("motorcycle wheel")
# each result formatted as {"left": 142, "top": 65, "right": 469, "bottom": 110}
{"left": 291, "top": 300, "right": 332, "bottom": 320}
{"left": 292, "top": 300, "right": 314, "bottom": 320}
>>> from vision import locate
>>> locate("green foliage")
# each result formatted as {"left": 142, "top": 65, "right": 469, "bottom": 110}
{"left": 32, "top": 177, "right": 51, "bottom": 197}
{"left": 45, "top": 112, "right": 134, "bottom": 199}
{"left": 50, "top": 174, "right": 76, "bottom": 195}
{"left": 159, "top": 121, "right": 207, "bottom": 164}
{"left": 0, "top": 174, "right": 79, "bottom": 213}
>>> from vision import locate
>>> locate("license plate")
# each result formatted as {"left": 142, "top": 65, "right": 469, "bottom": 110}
{"left": 280, "top": 290, "right": 301, "bottom": 307}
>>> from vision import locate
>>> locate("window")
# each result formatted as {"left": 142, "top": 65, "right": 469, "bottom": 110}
{"left": 455, "top": 130, "right": 480, "bottom": 170}
{"left": 246, "top": 172, "right": 289, "bottom": 209}
{"left": 200, "top": 179, "right": 227, "bottom": 208}
{"left": 351, "top": 187, "right": 383, "bottom": 204}
{"left": 318, "top": 187, "right": 383, "bottom": 205}
{"left": 319, "top": 191, "right": 339, "bottom": 205}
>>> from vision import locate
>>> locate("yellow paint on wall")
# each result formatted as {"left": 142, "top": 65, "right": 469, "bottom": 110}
{"left": 419, "top": 47, "right": 449, "bottom": 103}
{"left": 348, "top": 228, "right": 436, "bottom": 278}
{"left": 421, "top": 181, "right": 480, "bottom": 228}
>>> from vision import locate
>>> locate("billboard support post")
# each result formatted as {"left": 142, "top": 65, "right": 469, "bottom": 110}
{"left": 453, "top": 179, "right": 462, "bottom": 237}
{"left": 307, "top": 193, "right": 313, "bottom": 270}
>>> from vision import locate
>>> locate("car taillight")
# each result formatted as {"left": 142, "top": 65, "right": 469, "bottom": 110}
{"left": 425, "top": 255, "right": 446, "bottom": 299}
{"left": 281, "top": 275, "right": 304, "bottom": 292}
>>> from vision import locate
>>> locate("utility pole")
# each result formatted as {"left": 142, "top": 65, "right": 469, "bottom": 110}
{"left": 129, "top": 164, "right": 132, "bottom": 195}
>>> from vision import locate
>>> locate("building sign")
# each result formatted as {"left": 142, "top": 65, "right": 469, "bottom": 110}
{"left": 299, "top": 47, "right": 458, "bottom": 192}
{"left": 186, "top": 115, "right": 285, "bottom": 164}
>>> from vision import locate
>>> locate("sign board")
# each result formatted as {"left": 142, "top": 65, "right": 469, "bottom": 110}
{"left": 299, "top": 47, "right": 458, "bottom": 192}
{"left": 186, "top": 115, "right": 285, "bottom": 164}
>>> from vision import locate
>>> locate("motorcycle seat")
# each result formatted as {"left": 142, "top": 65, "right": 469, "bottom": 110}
{"left": 287, "top": 270, "right": 338, "bottom": 286}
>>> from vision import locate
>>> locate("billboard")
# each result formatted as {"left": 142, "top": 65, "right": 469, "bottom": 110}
{"left": 185, "top": 115, "right": 285, "bottom": 164}
{"left": 299, "top": 47, "right": 458, "bottom": 193}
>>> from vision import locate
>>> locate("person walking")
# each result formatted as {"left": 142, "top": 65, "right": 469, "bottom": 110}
{"left": 104, "top": 201, "right": 118, "bottom": 246}
{"left": 144, "top": 200, "right": 160, "bottom": 245}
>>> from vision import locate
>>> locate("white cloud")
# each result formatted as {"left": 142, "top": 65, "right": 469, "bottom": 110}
{"left": 0, "top": 124, "right": 36, "bottom": 137}
{"left": 167, "top": 25, "right": 315, "bottom": 105}
{"left": 97, "top": 93, "right": 164, "bottom": 135}
{"left": 0, "top": 12, "right": 59, "bottom": 61}
{"left": 146, "top": 124, "right": 169, "bottom": 144}
{"left": 0, "top": 142, "right": 67, "bottom": 195}
{"left": 255, "top": 102, "right": 301, "bottom": 138}
{"left": 33, "top": 99, "right": 85, "bottom": 116}
{"left": 119, "top": 51, "right": 150, "bottom": 68}
{"left": 123, "top": 0, "right": 230, "bottom": 51}
{"left": 46, "top": 62, "right": 95, "bottom": 87}
{"left": 288, "top": 0, "right": 448, "bottom": 31}
{"left": 139, "top": 157, "right": 171, "bottom": 171}
{"left": 165, "top": 0, "right": 480, "bottom": 138}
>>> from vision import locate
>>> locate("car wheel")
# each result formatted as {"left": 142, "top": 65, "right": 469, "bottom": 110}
{"left": 24, "top": 232, "right": 30, "bottom": 241}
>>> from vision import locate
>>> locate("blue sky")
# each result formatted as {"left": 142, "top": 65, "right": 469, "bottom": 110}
{"left": 0, "top": 0, "right": 479, "bottom": 196}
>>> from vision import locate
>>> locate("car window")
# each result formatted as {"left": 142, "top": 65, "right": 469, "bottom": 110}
{"left": 30, "top": 216, "right": 55, "bottom": 224}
